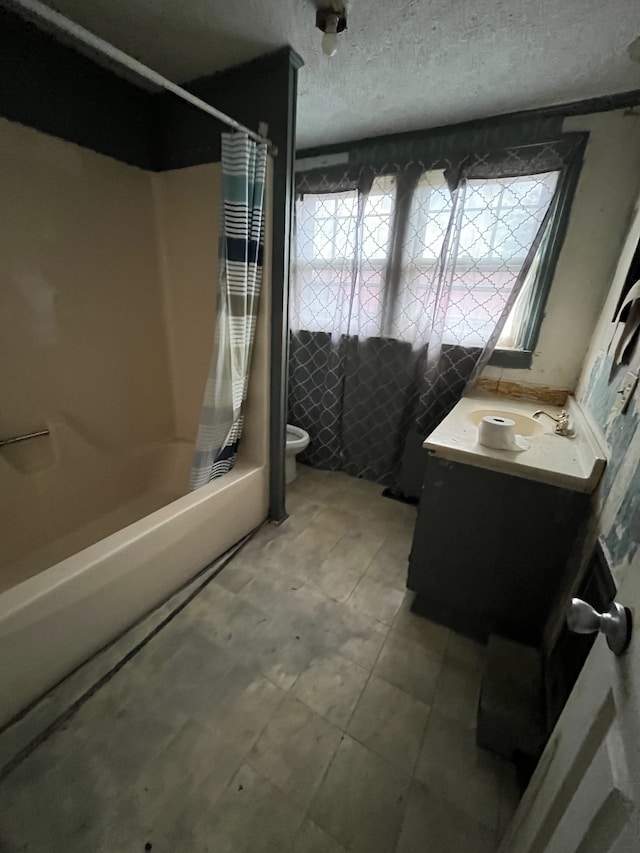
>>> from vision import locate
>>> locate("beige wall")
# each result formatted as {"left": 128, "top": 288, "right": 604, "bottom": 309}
{"left": 483, "top": 110, "right": 640, "bottom": 393}
{"left": 0, "top": 117, "right": 174, "bottom": 451}
{"left": 152, "top": 165, "right": 221, "bottom": 442}
{"left": 0, "top": 118, "right": 176, "bottom": 580}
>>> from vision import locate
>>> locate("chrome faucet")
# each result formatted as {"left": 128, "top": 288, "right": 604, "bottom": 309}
{"left": 532, "top": 409, "right": 570, "bottom": 436}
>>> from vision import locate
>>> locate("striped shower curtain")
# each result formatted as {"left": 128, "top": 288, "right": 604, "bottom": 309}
{"left": 190, "top": 134, "right": 268, "bottom": 490}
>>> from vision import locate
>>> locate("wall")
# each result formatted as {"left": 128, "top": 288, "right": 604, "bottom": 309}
{"left": 576, "top": 186, "right": 640, "bottom": 587}
{"left": 0, "top": 117, "right": 177, "bottom": 580}
{"left": 482, "top": 110, "right": 640, "bottom": 394}
{"left": 152, "top": 164, "right": 221, "bottom": 441}
{"left": 0, "top": 7, "right": 159, "bottom": 170}
{"left": 0, "top": 117, "right": 174, "bottom": 453}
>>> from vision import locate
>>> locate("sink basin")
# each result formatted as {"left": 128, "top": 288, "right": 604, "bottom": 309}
{"left": 423, "top": 394, "right": 607, "bottom": 493}
{"left": 467, "top": 409, "right": 547, "bottom": 437}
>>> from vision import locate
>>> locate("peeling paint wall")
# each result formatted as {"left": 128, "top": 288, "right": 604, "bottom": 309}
{"left": 576, "top": 189, "right": 640, "bottom": 585}
{"left": 483, "top": 110, "right": 640, "bottom": 395}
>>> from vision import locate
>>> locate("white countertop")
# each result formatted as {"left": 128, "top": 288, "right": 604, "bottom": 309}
{"left": 423, "top": 393, "right": 607, "bottom": 493}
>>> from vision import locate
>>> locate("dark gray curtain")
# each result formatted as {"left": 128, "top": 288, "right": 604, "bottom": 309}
{"left": 289, "top": 131, "right": 586, "bottom": 498}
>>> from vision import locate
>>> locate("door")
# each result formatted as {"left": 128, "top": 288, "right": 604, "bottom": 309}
{"left": 499, "top": 554, "right": 640, "bottom": 852}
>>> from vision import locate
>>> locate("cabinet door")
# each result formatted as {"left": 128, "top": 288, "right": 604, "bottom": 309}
{"left": 408, "top": 455, "right": 502, "bottom": 637}
{"left": 494, "top": 478, "right": 588, "bottom": 643}
{"left": 408, "top": 455, "right": 589, "bottom": 644}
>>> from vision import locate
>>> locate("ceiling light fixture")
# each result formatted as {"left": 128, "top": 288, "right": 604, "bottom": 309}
{"left": 316, "top": 5, "right": 347, "bottom": 58}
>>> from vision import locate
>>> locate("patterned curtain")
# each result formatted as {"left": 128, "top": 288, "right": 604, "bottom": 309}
{"left": 289, "top": 136, "right": 583, "bottom": 497}
{"left": 190, "top": 134, "right": 268, "bottom": 490}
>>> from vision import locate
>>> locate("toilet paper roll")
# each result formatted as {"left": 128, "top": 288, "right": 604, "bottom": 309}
{"left": 478, "top": 416, "right": 528, "bottom": 451}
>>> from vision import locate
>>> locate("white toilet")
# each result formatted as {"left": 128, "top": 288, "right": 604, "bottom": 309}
{"left": 285, "top": 424, "right": 310, "bottom": 483}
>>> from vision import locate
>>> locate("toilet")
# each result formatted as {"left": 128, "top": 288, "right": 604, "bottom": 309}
{"left": 285, "top": 424, "right": 310, "bottom": 483}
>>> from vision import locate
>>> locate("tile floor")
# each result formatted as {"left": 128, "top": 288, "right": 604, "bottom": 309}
{"left": 0, "top": 466, "right": 521, "bottom": 852}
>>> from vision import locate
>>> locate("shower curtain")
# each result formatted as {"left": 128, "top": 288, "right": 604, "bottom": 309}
{"left": 190, "top": 133, "right": 268, "bottom": 490}
{"left": 289, "top": 133, "right": 585, "bottom": 498}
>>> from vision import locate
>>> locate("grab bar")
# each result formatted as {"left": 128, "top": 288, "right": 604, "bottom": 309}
{"left": 0, "top": 429, "right": 50, "bottom": 448}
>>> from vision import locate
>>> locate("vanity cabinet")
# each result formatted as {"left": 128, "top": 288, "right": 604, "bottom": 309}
{"left": 407, "top": 454, "right": 590, "bottom": 645}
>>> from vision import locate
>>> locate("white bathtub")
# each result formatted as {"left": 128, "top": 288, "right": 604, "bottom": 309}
{"left": 0, "top": 458, "right": 267, "bottom": 728}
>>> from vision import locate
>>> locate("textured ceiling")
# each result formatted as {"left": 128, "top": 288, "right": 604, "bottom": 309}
{"left": 32, "top": 0, "right": 640, "bottom": 148}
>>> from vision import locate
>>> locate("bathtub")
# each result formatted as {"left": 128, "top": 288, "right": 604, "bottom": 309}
{"left": 0, "top": 416, "right": 268, "bottom": 728}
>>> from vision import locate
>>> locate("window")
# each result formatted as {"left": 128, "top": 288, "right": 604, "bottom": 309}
{"left": 295, "top": 169, "right": 559, "bottom": 352}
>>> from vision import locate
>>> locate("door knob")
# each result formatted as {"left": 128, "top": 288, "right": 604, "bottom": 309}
{"left": 566, "top": 598, "right": 632, "bottom": 655}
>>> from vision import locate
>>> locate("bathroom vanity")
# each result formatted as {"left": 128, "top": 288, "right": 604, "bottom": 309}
{"left": 407, "top": 394, "right": 606, "bottom": 645}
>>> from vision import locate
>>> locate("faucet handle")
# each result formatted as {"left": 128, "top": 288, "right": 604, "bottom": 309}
{"left": 532, "top": 409, "right": 570, "bottom": 435}
{"left": 556, "top": 410, "right": 570, "bottom": 435}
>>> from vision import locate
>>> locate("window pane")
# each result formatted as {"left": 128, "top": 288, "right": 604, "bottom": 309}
{"left": 395, "top": 170, "right": 558, "bottom": 347}
{"left": 294, "top": 179, "right": 394, "bottom": 336}
{"left": 295, "top": 169, "right": 559, "bottom": 349}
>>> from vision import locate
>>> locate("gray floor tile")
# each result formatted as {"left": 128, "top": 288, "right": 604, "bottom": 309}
{"left": 309, "top": 736, "right": 410, "bottom": 853}
{"left": 286, "top": 522, "right": 345, "bottom": 567}
{"left": 343, "top": 476, "right": 385, "bottom": 500}
{"left": 333, "top": 608, "right": 389, "bottom": 670}
{"left": 1, "top": 470, "right": 521, "bottom": 853}
{"left": 235, "top": 529, "right": 308, "bottom": 576}
{"left": 214, "top": 557, "right": 258, "bottom": 593}
{"left": 446, "top": 632, "right": 487, "bottom": 670}
{"left": 347, "top": 675, "right": 430, "bottom": 774}
{"left": 85, "top": 721, "right": 248, "bottom": 851}
{"left": 346, "top": 575, "right": 405, "bottom": 625}
{"left": 396, "top": 781, "right": 497, "bottom": 853}
{"left": 238, "top": 564, "right": 312, "bottom": 615}
{"left": 290, "top": 819, "right": 347, "bottom": 853}
{"left": 292, "top": 476, "right": 351, "bottom": 508}
{"left": 307, "top": 531, "right": 384, "bottom": 603}
{"left": 415, "top": 709, "right": 505, "bottom": 831}
{"left": 392, "top": 592, "right": 451, "bottom": 646}
{"left": 84, "top": 797, "right": 170, "bottom": 853}
{"left": 373, "top": 629, "right": 445, "bottom": 705}
{"left": 364, "top": 548, "right": 409, "bottom": 592}
{"left": 433, "top": 653, "right": 483, "bottom": 729}
{"left": 329, "top": 530, "right": 385, "bottom": 570}
{"left": 292, "top": 654, "right": 369, "bottom": 728}
{"left": 195, "top": 592, "right": 318, "bottom": 690}
{"left": 305, "top": 557, "right": 363, "bottom": 603}
{"left": 248, "top": 695, "right": 341, "bottom": 809}
{"left": 379, "top": 527, "right": 414, "bottom": 560}
{"left": 163, "top": 763, "right": 305, "bottom": 853}
{"left": 125, "top": 630, "right": 241, "bottom": 727}
{"left": 324, "top": 486, "right": 382, "bottom": 517}
{"left": 281, "top": 494, "right": 326, "bottom": 526}
{"left": 181, "top": 577, "right": 238, "bottom": 619}
{"left": 0, "top": 746, "right": 114, "bottom": 852}
{"left": 313, "top": 506, "right": 363, "bottom": 535}
{"left": 200, "top": 666, "right": 284, "bottom": 747}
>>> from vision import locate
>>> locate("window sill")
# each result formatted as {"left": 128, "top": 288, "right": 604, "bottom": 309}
{"left": 488, "top": 348, "right": 533, "bottom": 369}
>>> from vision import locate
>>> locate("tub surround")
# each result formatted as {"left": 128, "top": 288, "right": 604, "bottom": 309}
{"left": 0, "top": 120, "right": 273, "bottom": 730}
{"left": 424, "top": 393, "right": 606, "bottom": 494}
{"left": 152, "top": 163, "right": 222, "bottom": 441}
{"left": 0, "top": 242, "right": 270, "bottom": 728}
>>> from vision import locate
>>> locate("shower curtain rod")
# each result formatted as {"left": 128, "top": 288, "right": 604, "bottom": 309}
{"left": 5, "top": 0, "right": 275, "bottom": 153}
